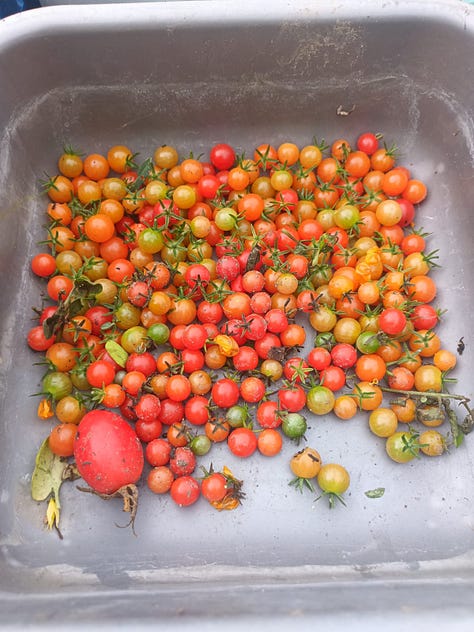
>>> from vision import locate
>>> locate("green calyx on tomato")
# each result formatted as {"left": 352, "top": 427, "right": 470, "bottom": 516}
{"left": 385, "top": 431, "right": 422, "bottom": 463}
{"left": 314, "top": 332, "right": 335, "bottom": 350}
{"left": 316, "top": 463, "right": 350, "bottom": 508}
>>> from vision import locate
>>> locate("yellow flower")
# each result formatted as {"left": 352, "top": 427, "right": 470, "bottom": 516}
{"left": 213, "top": 334, "right": 239, "bottom": 357}
{"left": 46, "top": 497, "right": 60, "bottom": 530}
{"left": 210, "top": 495, "right": 240, "bottom": 511}
{"left": 222, "top": 465, "right": 237, "bottom": 480}
{"left": 37, "top": 399, "right": 54, "bottom": 419}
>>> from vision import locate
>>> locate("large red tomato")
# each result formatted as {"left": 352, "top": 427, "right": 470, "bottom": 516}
{"left": 74, "top": 410, "right": 144, "bottom": 494}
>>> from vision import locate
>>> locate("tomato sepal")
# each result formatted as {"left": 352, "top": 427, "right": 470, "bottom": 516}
{"left": 76, "top": 483, "right": 139, "bottom": 534}
{"left": 288, "top": 476, "right": 315, "bottom": 493}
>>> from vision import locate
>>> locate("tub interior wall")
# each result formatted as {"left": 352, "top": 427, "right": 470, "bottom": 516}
{"left": 0, "top": 6, "right": 473, "bottom": 598}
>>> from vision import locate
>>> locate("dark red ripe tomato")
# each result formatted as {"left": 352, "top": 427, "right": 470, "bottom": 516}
{"left": 119, "top": 395, "right": 138, "bottom": 421}
{"left": 330, "top": 343, "right": 357, "bottom": 369}
{"left": 27, "top": 325, "right": 55, "bottom": 351}
{"left": 170, "top": 475, "right": 200, "bottom": 506}
{"left": 264, "top": 309, "right": 289, "bottom": 334}
{"left": 201, "top": 472, "right": 227, "bottom": 502}
{"left": 135, "top": 393, "right": 162, "bottom": 421}
{"left": 181, "top": 348, "right": 205, "bottom": 373}
{"left": 182, "top": 324, "right": 208, "bottom": 350}
{"left": 31, "top": 252, "right": 56, "bottom": 277}
{"left": 151, "top": 199, "right": 180, "bottom": 227}
{"left": 240, "top": 376, "right": 266, "bottom": 403}
{"left": 276, "top": 226, "right": 299, "bottom": 251}
{"left": 256, "top": 400, "right": 281, "bottom": 429}
{"left": 216, "top": 255, "right": 240, "bottom": 281}
{"left": 278, "top": 385, "right": 306, "bottom": 412}
{"left": 185, "top": 264, "right": 211, "bottom": 289}
{"left": 210, "top": 143, "right": 236, "bottom": 170}
{"left": 233, "top": 346, "right": 259, "bottom": 372}
{"left": 283, "top": 358, "right": 311, "bottom": 383}
{"left": 397, "top": 198, "right": 415, "bottom": 228}
{"left": 126, "top": 352, "right": 156, "bottom": 376}
{"left": 158, "top": 399, "right": 185, "bottom": 426}
{"left": 319, "top": 365, "right": 346, "bottom": 392}
{"left": 184, "top": 395, "right": 210, "bottom": 426}
{"left": 197, "top": 301, "right": 224, "bottom": 324}
{"left": 74, "top": 410, "right": 144, "bottom": 494}
{"left": 230, "top": 275, "right": 244, "bottom": 292}
{"left": 126, "top": 281, "right": 150, "bottom": 307}
{"left": 211, "top": 378, "right": 240, "bottom": 408}
{"left": 254, "top": 332, "right": 282, "bottom": 360}
{"left": 135, "top": 418, "right": 163, "bottom": 443}
{"left": 169, "top": 446, "right": 196, "bottom": 476}
{"left": 275, "top": 188, "right": 298, "bottom": 212}
{"left": 379, "top": 308, "right": 407, "bottom": 335}
{"left": 245, "top": 313, "right": 267, "bottom": 341}
{"left": 85, "top": 306, "right": 113, "bottom": 336}
{"left": 411, "top": 304, "right": 439, "bottom": 330}
{"left": 169, "top": 325, "right": 186, "bottom": 350}
{"left": 215, "top": 235, "right": 241, "bottom": 258}
{"left": 39, "top": 305, "right": 58, "bottom": 325}
{"left": 307, "top": 347, "right": 331, "bottom": 371}
{"left": 221, "top": 319, "right": 247, "bottom": 346}
{"left": 115, "top": 214, "right": 134, "bottom": 236}
{"left": 145, "top": 438, "right": 172, "bottom": 467}
{"left": 138, "top": 204, "right": 159, "bottom": 226}
{"left": 227, "top": 427, "right": 258, "bottom": 458}
{"left": 198, "top": 174, "right": 220, "bottom": 199}
{"left": 86, "top": 360, "right": 116, "bottom": 388}
{"left": 324, "top": 226, "right": 349, "bottom": 251}
{"left": 356, "top": 132, "right": 379, "bottom": 155}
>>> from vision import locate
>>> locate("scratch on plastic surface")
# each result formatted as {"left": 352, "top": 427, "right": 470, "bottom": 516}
{"left": 422, "top": 84, "right": 474, "bottom": 167}
{"left": 119, "top": 110, "right": 162, "bottom": 130}
{"left": 275, "top": 20, "right": 366, "bottom": 74}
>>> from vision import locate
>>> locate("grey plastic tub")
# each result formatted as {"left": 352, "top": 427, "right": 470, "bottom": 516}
{"left": 1, "top": 0, "right": 474, "bottom": 628}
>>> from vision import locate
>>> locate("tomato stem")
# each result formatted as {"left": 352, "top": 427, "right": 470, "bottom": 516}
{"left": 380, "top": 386, "right": 470, "bottom": 404}
{"left": 381, "top": 386, "right": 473, "bottom": 438}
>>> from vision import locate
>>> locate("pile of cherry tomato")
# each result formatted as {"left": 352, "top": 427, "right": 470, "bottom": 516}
{"left": 27, "top": 131, "right": 462, "bottom": 517}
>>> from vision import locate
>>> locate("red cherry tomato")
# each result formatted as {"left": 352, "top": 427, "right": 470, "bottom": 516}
{"left": 227, "top": 428, "right": 258, "bottom": 458}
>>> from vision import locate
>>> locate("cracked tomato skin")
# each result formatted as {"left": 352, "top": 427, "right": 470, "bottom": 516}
{"left": 74, "top": 410, "right": 144, "bottom": 494}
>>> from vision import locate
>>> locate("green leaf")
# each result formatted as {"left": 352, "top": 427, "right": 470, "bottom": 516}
{"left": 31, "top": 438, "right": 68, "bottom": 508}
{"left": 42, "top": 277, "right": 103, "bottom": 339}
{"left": 128, "top": 157, "right": 154, "bottom": 192}
{"left": 42, "top": 315, "right": 57, "bottom": 340}
{"left": 67, "top": 297, "right": 88, "bottom": 318}
{"left": 75, "top": 278, "right": 103, "bottom": 296}
{"left": 364, "top": 487, "right": 385, "bottom": 499}
{"left": 105, "top": 340, "right": 129, "bottom": 368}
